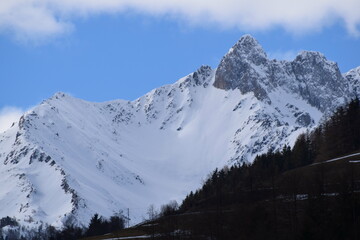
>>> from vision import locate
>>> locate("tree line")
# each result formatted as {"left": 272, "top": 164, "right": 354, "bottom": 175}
{"left": 0, "top": 213, "right": 125, "bottom": 240}
{"left": 175, "top": 97, "right": 360, "bottom": 240}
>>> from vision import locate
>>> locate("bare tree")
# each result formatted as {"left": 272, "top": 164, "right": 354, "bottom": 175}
{"left": 147, "top": 204, "right": 158, "bottom": 239}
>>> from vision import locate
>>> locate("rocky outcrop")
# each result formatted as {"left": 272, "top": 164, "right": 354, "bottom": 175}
{"left": 214, "top": 35, "right": 270, "bottom": 102}
{"left": 214, "top": 35, "right": 354, "bottom": 112}
{"left": 344, "top": 66, "right": 360, "bottom": 97}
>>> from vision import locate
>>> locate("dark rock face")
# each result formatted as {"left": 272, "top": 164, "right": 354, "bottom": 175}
{"left": 214, "top": 35, "right": 270, "bottom": 102}
{"left": 214, "top": 35, "right": 355, "bottom": 113}
{"left": 192, "top": 65, "right": 212, "bottom": 87}
{"left": 181, "top": 65, "right": 213, "bottom": 89}
{"left": 295, "top": 113, "right": 312, "bottom": 127}
{"left": 290, "top": 52, "right": 346, "bottom": 111}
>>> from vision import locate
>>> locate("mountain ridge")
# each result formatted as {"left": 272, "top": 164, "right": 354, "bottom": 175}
{"left": 0, "top": 35, "right": 359, "bottom": 228}
{"left": 214, "top": 35, "right": 351, "bottom": 112}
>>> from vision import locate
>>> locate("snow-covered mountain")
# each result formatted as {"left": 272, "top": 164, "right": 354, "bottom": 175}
{"left": 0, "top": 35, "right": 358, "bottom": 228}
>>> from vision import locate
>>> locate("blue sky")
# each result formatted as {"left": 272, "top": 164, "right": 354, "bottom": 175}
{"left": 0, "top": 0, "right": 360, "bottom": 131}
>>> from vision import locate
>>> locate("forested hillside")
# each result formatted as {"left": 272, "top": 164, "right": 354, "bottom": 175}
{"left": 173, "top": 98, "right": 360, "bottom": 240}
{"left": 182, "top": 98, "right": 359, "bottom": 205}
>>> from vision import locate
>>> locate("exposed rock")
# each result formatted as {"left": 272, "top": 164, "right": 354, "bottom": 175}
{"left": 214, "top": 36, "right": 353, "bottom": 112}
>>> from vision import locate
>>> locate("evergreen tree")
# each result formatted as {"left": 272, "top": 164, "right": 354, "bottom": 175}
{"left": 86, "top": 213, "right": 104, "bottom": 237}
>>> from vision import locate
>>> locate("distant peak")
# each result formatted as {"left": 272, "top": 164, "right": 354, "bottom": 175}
{"left": 45, "top": 92, "right": 75, "bottom": 103}
{"left": 178, "top": 65, "right": 213, "bottom": 88}
{"left": 345, "top": 65, "right": 360, "bottom": 75}
{"left": 228, "top": 34, "right": 267, "bottom": 59}
{"left": 214, "top": 35, "right": 269, "bottom": 99}
{"left": 237, "top": 34, "right": 259, "bottom": 47}
{"left": 196, "top": 65, "right": 212, "bottom": 74}
{"left": 193, "top": 65, "right": 213, "bottom": 85}
{"left": 295, "top": 51, "right": 326, "bottom": 61}
{"left": 53, "top": 92, "right": 68, "bottom": 99}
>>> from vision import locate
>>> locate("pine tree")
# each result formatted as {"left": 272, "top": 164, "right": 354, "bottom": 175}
{"left": 86, "top": 213, "right": 104, "bottom": 237}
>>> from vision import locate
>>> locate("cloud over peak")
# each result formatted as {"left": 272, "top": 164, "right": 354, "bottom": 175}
{"left": 0, "top": 107, "right": 23, "bottom": 133}
{"left": 1, "top": 0, "right": 360, "bottom": 40}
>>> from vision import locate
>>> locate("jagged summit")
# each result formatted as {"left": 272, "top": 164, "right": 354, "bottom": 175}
{"left": 190, "top": 65, "right": 213, "bottom": 87}
{"left": 225, "top": 34, "right": 267, "bottom": 66}
{"left": 229, "top": 34, "right": 267, "bottom": 59}
{"left": 41, "top": 92, "right": 76, "bottom": 107}
{"left": 293, "top": 51, "right": 340, "bottom": 73}
{"left": 51, "top": 92, "right": 69, "bottom": 99}
{"left": 295, "top": 51, "right": 326, "bottom": 61}
{"left": 344, "top": 66, "right": 360, "bottom": 96}
{"left": 213, "top": 35, "right": 269, "bottom": 100}
{"left": 214, "top": 35, "right": 352, "bottom": 112}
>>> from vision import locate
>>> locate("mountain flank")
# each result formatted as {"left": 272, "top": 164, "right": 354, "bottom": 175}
{"left": 0, "top": 35, "right": 359, "bottom": 229}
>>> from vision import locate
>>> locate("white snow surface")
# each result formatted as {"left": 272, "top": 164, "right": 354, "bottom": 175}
{"left": 0, "top": 36, "right": 358, "bottom": 229}
{"left": 0, "top": 72, "right": 322, "bottom": 228}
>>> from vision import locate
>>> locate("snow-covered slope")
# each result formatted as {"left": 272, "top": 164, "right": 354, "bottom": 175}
{"left": 0, "top": 35, "right": 358, "bottom": 228}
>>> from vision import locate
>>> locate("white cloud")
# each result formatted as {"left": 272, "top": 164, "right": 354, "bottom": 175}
{"left": 0, "top": 0, "right": 360, "bottom": 40}
{"left": 268, "top": 50, "right": 299, "bottom": 61}
{"left": 0, "top": 107, "right": 24, "bottom": 133}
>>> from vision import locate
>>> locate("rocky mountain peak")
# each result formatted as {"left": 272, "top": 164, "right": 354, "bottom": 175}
{"left": 344, "top": 66, "right": 360, "bottom": 96}
{"left": 192, "top": 65, "right": 213, "bottom": 86}
{"left": 290, "top": 51, "right": 346, "bottom": 111}
{"left": 52, "top": 92, "right": 68, "bottom": 99}
{"left": 295, "top": 51, "right": 326, "bottom": 61}
{"left": 293, "top": 51, "right": 339, "bottom": 71}
{"left": 214, "top": 35, "right": 351, "bottom": 112}
{"left": 213, "top": 35, "right": 269, "bottom": 101}
{"left": 228, "top": 34, "right": 267, "bottom": 65}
